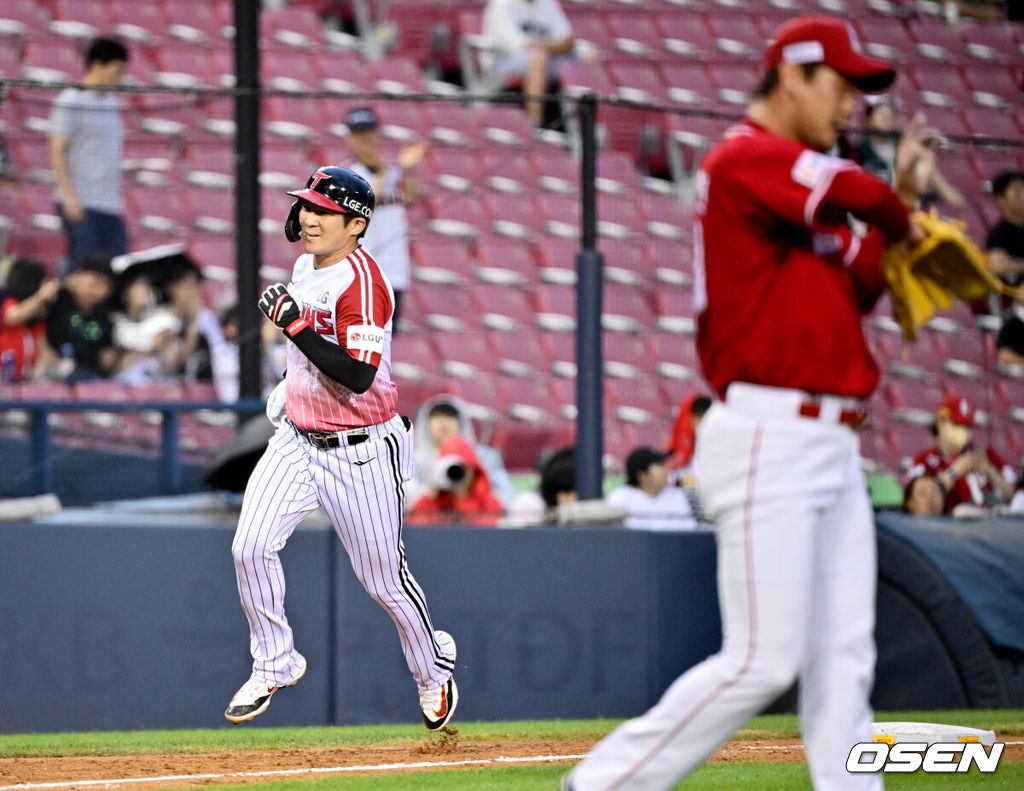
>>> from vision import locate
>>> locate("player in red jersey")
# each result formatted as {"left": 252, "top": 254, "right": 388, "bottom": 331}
{"left": 566, "top": 17, "right": 926, "bottom": 791}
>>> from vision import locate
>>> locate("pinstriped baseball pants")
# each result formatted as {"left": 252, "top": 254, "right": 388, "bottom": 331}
{"left": 231, "top": 415, "right": 455, "bottom": 690}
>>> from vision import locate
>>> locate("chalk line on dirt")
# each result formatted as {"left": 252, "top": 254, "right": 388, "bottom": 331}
{"left": 0, "top": 753, "right": 589, "bottom": 790}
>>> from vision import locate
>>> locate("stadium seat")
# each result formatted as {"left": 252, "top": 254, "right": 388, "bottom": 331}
{"left": 0, "top": 1, "right": 52, "bottom": 38}
{"left": 430, "top": 327, "right": 497, "bottom": 377}
{"left": 260, "top": 48, "right": 323, "bottom": 92}
{"left": 475, "top": 237, "right": 537, "bottom": 282}
{"left": 421, "top": 103, "right": 484, "bottom": 146}
{"left": 164, "top": 0, "right": 230, "bottom": 44}
{"left": 536, "top": 282, "right": 575, "bottom": 318}
{"left": 654, "top": 13, "right": 714, "bottom": 60}
{"left": 22, "top": 36, "right": 83, "bottom": 82}
{"left": 605, "top": 282, "right": 657, "bottom": 331}
{"left": 110, "top": 0, "right": 169, "bottom": 41}
{"left": 426, "top": 191, "right": 492, "bottom": 237}
{"left": 260, "top": 4, "right": 325, "bottom": 49}
{"left": 390, "top": 333, "right": 442, "bottom": 381}
{"left": 481, "top": 191, "right": 539, "bottom": 240}
{"left": 543, "top": 330, "right": 577, "bottom": 377}
{"left": 570, "top": 11, "right": 616, "bottom": 57}
{"left": 319, "top": 49, "right": 374, "bottom": 94}
{"left": 659, "top": 62, "right": 718, "bottom": 109}
{"left": 907, "top": 18, "right": 966, "bottom": 63}
{"left": 491, "top": 329, "right": 552, "bottom": 377}
{"left": 481, "top": 104, "right": 534, "bottom": 148}
{"left": 410, "top": 233, "right": 477, "bottom": 282}
{"left": 606, "top": 376, "right": 672, "bottom": 425}
{"left": 908, "top": 64, "right": 972, "bottom": 108}
{"left": 414, "top": 282, "right": 483, "bottom": 331}
{"left": 605, "top": 12, "right": 666, "bottom": 59}
{"left": 558, "top": 60, "right": 616, "bottom": 99}
{"left": 505, "top": 375, "right": 562, "bottom": 422}
{"left": 385, "top": 0, "right": 462, "bottom": 75}
{"left": 606, "top": 60, "right": 668, "bottom": 104}
{"left": 964, "top": 106, "right": 1023, "bottom": 141}
{"left": 474, "top": 283, "right": 538, "bottom": 331}
{"left": 963, "top": 64, "right": 1022, "bottom": 107}
{"left": 651, "top": 330, "right": 700, "bottom": 378}
{"left": 961, "top": 21, "right": 1022, "bottom": 64}
{"left": 853, "top": 17, "right": 912, "bottom": 62}
{"left": 707, "top": 14, "right": 765, "bottom": 60}
{"left": 707, "top": 63, "right": 761, "bottom": 108}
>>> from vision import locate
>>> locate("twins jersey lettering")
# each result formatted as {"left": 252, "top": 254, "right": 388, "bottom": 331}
{"left": 285, "top": 247, "right": 398, "bottom": 430}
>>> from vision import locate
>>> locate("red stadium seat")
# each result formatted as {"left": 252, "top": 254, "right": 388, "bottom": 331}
{"left": 654, "top": 13, "right": 714, "bottom": 61}
{"left": 410, "top": 234, "right": 477, "bottom": 282}
{"left": 491, "top": 329, "right": 552, "bottom": 377}
{"left": 475, "top": 237, "right": 538, "bottom": 281}
{"left": 474, "top": 283, "right": 538, "bottom": 330}
{"left": 605, "top": 12, "right": 666, "bottom": 58}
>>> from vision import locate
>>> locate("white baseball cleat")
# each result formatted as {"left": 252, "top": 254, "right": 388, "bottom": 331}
{"left": 419, "top": 675, "right": 459, "bottom": 731}
{"left": 224, "top": 657, "right": 307, "bottom": 724}
{"left": 420, "top": 630, "right": 458, "bottom": 730}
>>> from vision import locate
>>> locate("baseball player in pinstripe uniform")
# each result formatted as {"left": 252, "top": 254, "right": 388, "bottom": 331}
{"left": 225, "top": 166, "right": 458, "bottom": 730}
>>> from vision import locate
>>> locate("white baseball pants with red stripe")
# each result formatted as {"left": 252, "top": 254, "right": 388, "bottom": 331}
{"left": 231, "top": 415, "right": 455, "bottom": 691}
{"left": 568, "top": 384, "right": 882, "bottom": 791}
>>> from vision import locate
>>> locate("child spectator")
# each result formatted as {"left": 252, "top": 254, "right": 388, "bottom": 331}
{"left": 0, "top": 259, "right": 60, "bottom": 382}
{"left": 45, "top": 257, "right": 117, "bottom": 382}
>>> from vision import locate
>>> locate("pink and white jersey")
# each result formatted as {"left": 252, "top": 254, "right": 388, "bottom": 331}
{"left": 284, "top": 246, "right": 398, "bottom": 430}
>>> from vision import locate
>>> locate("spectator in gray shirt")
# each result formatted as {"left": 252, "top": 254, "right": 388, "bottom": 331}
{"left": 49, "top": 37, "right": 129, "bottom": 272}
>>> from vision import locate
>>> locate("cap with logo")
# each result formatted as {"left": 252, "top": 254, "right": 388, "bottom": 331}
{"left": 345, "top": 106, "right": 379, "bottom": 133}
{"left": 764, "top": 16, "right": 896, "bottom": 93}
{"left": 284, "top": 166, "right": 376, "bottom": 241}
{"left": 937, "top": 395, "right": 975, "bottom": 427}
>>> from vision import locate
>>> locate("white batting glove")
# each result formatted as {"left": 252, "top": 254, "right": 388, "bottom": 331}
{"left": 266, "top": 380, "right": 287, "bottom": 427}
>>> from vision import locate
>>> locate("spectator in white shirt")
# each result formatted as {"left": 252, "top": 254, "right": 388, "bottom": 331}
{"left": 482, "top": 0, "right": 575, "bottom": 125}
{"left": 607, "top": 446, "right": 699, "bottom": 532}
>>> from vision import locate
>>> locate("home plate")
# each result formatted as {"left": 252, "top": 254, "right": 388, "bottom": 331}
{"left": 872, "top": 722, "right": 997, "bottom": 745}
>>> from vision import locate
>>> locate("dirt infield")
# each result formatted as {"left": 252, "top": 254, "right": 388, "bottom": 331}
{"left": 1, "top": 736, "right": 1020, "bottom": 789}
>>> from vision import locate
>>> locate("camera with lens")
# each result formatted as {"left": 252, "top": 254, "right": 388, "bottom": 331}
{"left": 433, "top": 456, "right": 468, "bottom": 491}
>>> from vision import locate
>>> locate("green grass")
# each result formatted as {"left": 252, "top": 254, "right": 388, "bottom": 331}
{"left": 2, "top": 712, "right": 1020, "bottom": 789}
{"left": 0, "top": 719, "right": 618, "bottom": 758}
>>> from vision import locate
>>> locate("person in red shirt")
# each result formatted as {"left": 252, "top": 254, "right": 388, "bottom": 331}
{"left": 908, "top": 395, "right": 1017, "bottom": 513}
{"left": 0, "top": 259, "right": 60, "bottom": 382}
{"left": 409, "top": 433, "right": 504, "bottom": 526}
{"left": 567, "top": 17, "right": 927, "bottom": 791}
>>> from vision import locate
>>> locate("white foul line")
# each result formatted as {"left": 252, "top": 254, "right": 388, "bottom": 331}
{"left": 0, "top": 753, "right": 588, "bottom": 790}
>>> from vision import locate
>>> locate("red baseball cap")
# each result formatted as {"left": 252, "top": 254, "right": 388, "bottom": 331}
{"left": 764, "top": 16, "right": 896, "bottom": 93}
{"left": 938, "top": 395, "right": 975, "bottom": 427}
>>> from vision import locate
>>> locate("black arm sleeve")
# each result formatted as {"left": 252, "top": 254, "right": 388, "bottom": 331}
{"left": 287, "top": 327, "right": 378, "bottom": 394}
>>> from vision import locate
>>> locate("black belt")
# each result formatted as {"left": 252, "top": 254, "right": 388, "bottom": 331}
{"left": 292, "top": 423, "right": 369, "bottom": 450}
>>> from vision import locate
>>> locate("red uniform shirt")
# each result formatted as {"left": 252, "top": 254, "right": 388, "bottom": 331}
{"left": 285, "top": 247, "right": 399, "bottom": 430}
{"left": 908, "top": 446, "right": 1017, "bottom": 512}
{"left": 694, "top": 120, "right": 910, "bottom": 399}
